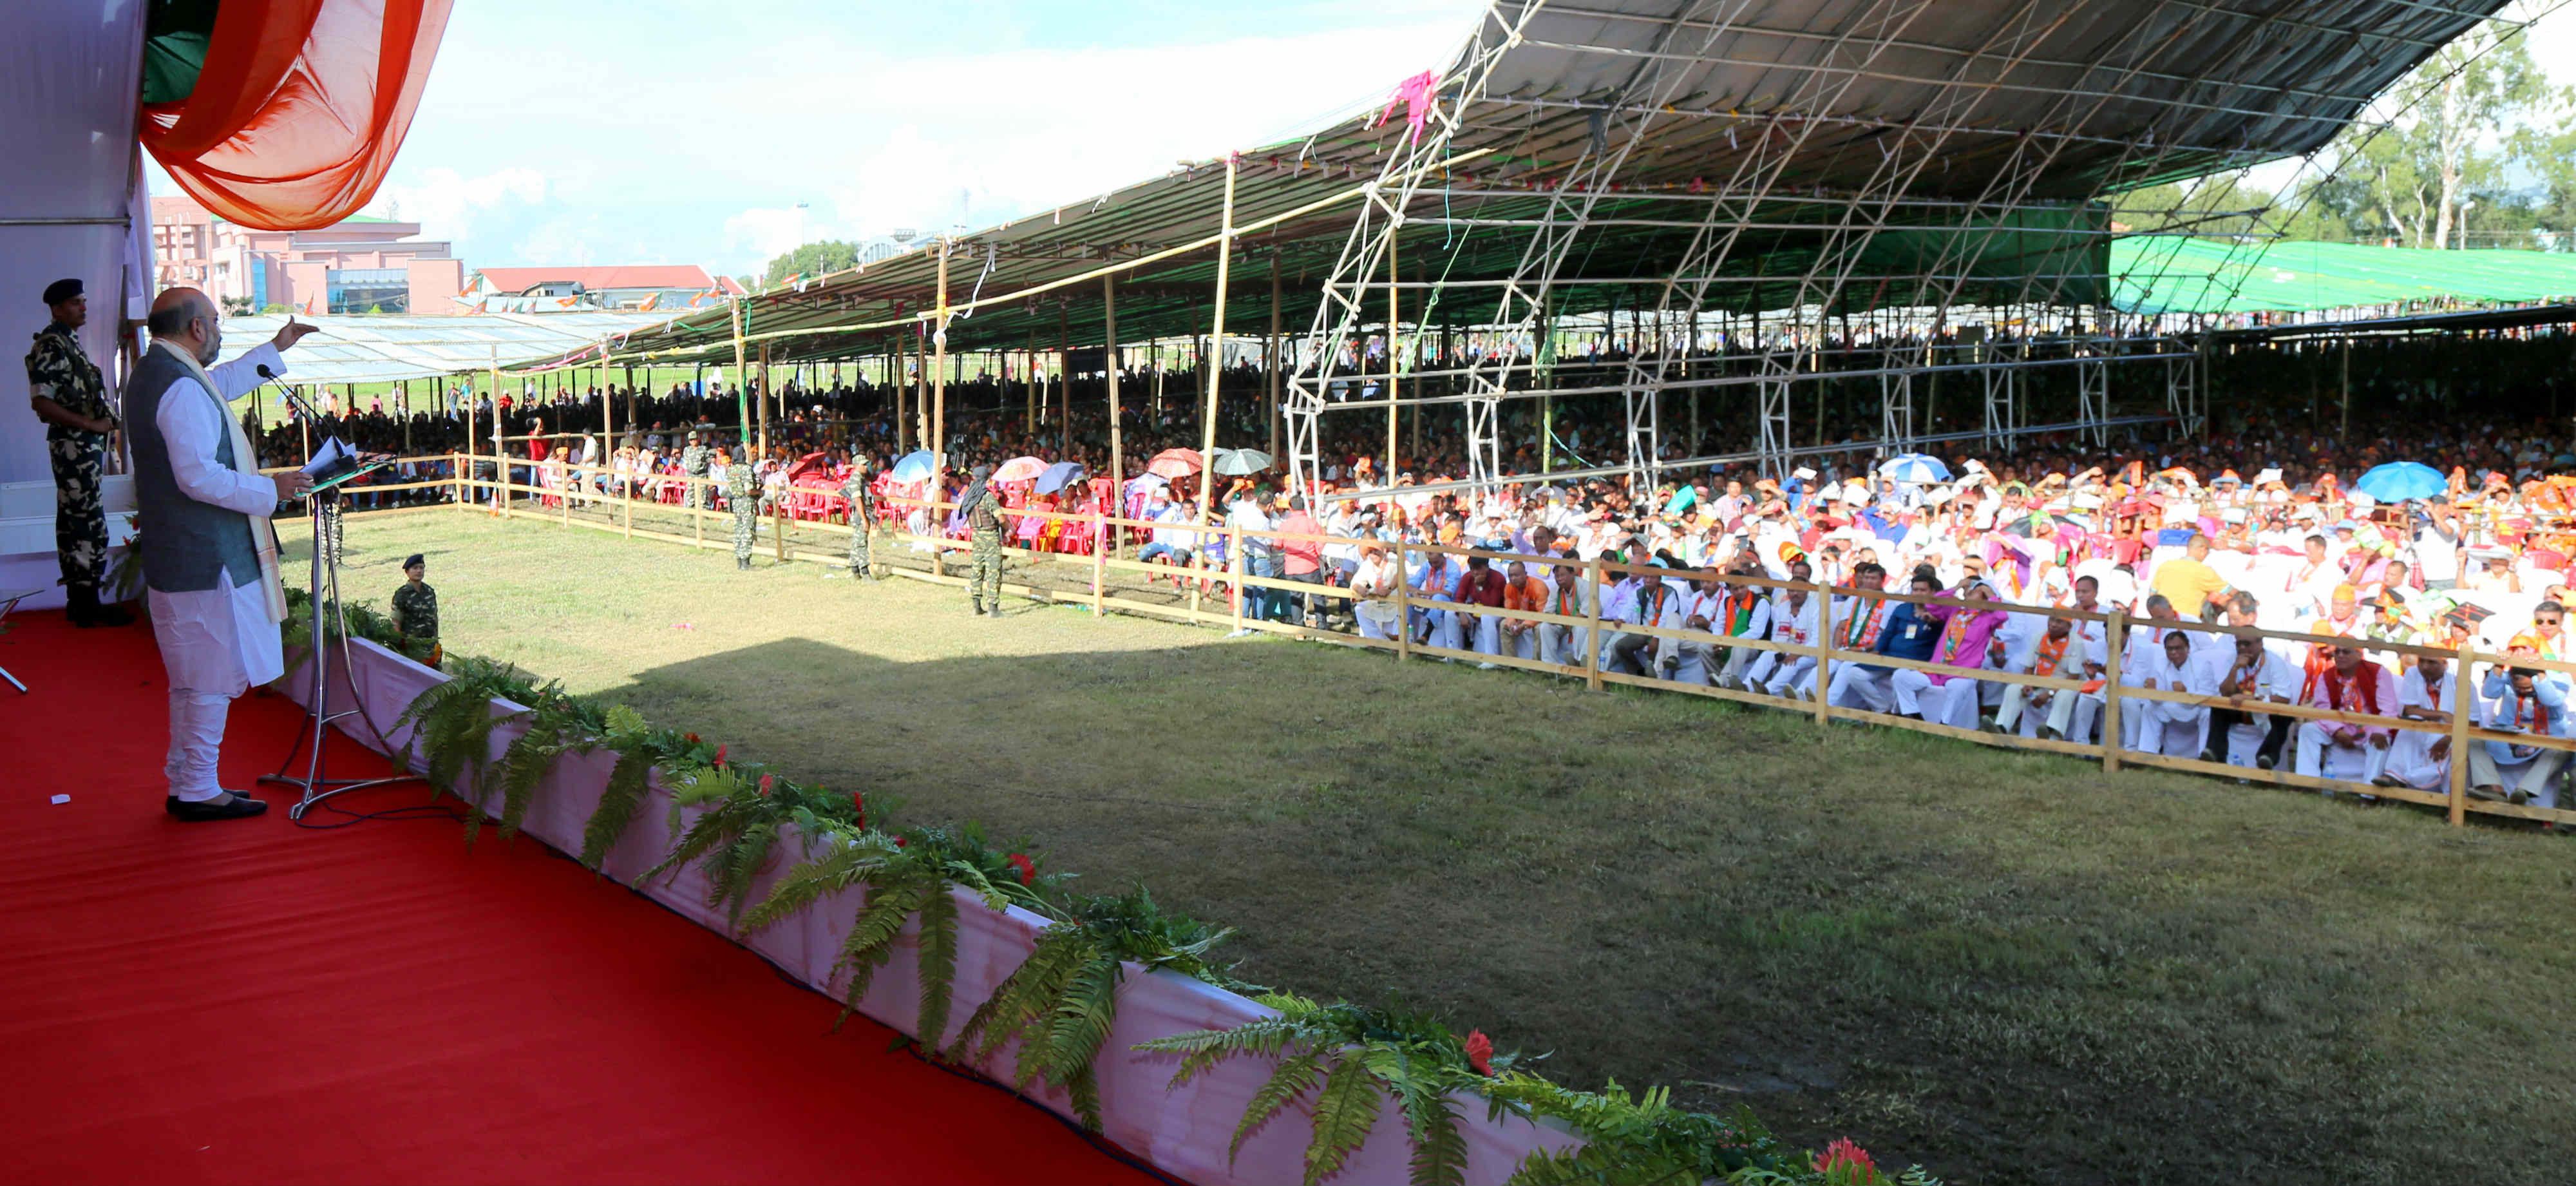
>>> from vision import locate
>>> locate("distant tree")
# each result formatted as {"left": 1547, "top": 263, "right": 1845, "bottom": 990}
{"left": 220, "top": 295, "right": 254, "bottom": 316}
{"left": 2293, "top": 6, "right": 2569, "bottom": 248}
{"left": 260, "top": 303, "right": 291, "bottom": 314}
{"left": 761, "top": 240, "right": 861, "bottom": 285}
{"left": 2109, "top": 177, "right": 2276, "bottom": 238}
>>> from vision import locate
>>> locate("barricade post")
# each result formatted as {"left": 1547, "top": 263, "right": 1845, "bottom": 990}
{"left": 1393, "top": 549, "right": 1412, "bottom": 664}
{"left": 2102, "top": 609, "right": 2126, "bottom": 773}
{"left": 1092, "top": 506, "right": 1108, "bottom": 617}
{"left": 1811, "top": 582, "right": 1833, "bottom": 727}
{"left": 2448, "top": 643, "right": 2474, "bottom": 827}
{"left": 1584, "top": 553, "right": 1604, "bottom": 693}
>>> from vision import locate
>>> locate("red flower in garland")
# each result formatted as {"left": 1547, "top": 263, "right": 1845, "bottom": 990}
{"left": 850, "top": 790, "right": 866, "bottom": 830}
{"left": 893, "top": 836, "right": 909, "bottom": 848}
{"left": 712, "top": 745, "right": 727, "bottom": 769}
{"left": 683, "top": 732, "right": 700, "bottom": 745}
{"left": 1463, "top": 1029, "right": 1493, "bottom": 1076}
{"left": 1814, "top": 1138, "right": 1877, "bottom": 1182}
{"left": 1007, "top": 852, "right": 1036, "bottom": 886}
{"left": 757, "top": 774, "right": 775, "bottom": 797}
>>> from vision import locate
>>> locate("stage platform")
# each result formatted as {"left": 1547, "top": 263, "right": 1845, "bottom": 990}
{"left": 0, "top": 609, "right": 1157, "bottom": 1185}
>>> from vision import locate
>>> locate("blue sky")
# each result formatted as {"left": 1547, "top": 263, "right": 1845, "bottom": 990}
{"left": 243, "top": 0, "right": 1482, "bottom": 280}
{"left": 149, "top": 0, "right": 2575, "bottom": 279}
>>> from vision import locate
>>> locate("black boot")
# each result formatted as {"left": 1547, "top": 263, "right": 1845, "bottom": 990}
{"left": 737, "top": 555, "right": 751, "bottom": 571}
{"left": 67, "top": 584, "right": 129, "bottom": 627}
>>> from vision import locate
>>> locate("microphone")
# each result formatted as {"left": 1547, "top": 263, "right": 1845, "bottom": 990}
{"left": 255, "top": 364, "right": 322, "bottom": 421}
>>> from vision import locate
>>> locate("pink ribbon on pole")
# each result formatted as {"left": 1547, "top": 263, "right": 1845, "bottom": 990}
{"left": 1372, "top": 70, "right": 1441, "bottom": 143}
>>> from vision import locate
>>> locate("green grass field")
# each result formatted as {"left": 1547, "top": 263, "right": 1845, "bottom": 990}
{"left": 310, "top": 509, "right": 2576, "bottom": 1185}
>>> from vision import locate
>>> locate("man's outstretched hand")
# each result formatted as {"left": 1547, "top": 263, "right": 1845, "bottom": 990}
{"left": 271, "top": 320, "right": 319, "bottom": 352}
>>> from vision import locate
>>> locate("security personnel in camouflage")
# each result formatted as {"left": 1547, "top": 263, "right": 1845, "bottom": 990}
{"left": 840, "top": 455, "right": 876, "bottom": 579}
{"left": 675, "top": 433, "right": 716, "bottom": 513}
{"left": 727, "top": 446, "right": 759, "bottom": 569}
{"left": 961, "top": 464, "right": 1005, "bottom": 615}
{"left": 24, "top": 278, "right": 131, "bottom": 627}
{"left": 390, "top": 552, "right": 441, "bottom": 664}
{"left": 679, "top": 430, "right": 712, "bottom": 509}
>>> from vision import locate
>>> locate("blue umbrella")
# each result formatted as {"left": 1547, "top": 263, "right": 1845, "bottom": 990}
{"left": 1035, "top": 460, "right": 1087, "bottom": 493}
{"left": 1880, "top": 453, "right": 1951, "bottom": 484}
{"left": 2354, "top": 461, "right": 2446, "bottom": 502}
{"left": 888, "top": 450, "right": 936, "bottom": 483}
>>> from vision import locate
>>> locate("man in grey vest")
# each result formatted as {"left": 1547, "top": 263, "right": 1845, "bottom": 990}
{"left": 128, "top": 287, "right": 315, "bottom": 821}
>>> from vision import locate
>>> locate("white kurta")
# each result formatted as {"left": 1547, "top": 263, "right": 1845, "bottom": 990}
{"left": 147, "top": 343, "right": 287, "bottom": 698}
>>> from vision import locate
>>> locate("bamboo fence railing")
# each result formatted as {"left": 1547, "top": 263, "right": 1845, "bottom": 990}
{"left": 320, "top": 452, "right": 2576, "bottom": 832}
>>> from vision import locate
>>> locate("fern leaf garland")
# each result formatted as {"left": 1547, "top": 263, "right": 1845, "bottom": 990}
{"left": 578, "top": 749, "right": 655, "bottom": 872}
{"left": 913, "top": 885, "right": 961, "bottom": 1048}
{"left": 1303, "top": 1052, "right": 1386, "bottom": 1186}
{"left": 1231, "top": 1050, "right": 1325, "bottom": 1163}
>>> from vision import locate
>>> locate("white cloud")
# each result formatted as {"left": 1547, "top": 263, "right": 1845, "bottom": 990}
{"left": 369, "top": 166, "right": 547, "bottom": 245}
{"left": 369, "top": 7, "right": 1475, "bottom": 273}
{"left": 722, "top": 206, "right": 819, "bottom": 265}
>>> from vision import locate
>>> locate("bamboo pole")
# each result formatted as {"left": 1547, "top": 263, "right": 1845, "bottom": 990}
{"left": 933, "top": 240, "right": 949, "bottom": 473}
{"left": 1092, "top": 504, "right": 1107, "bottom": 617}
{"left": 1812, "top": 592, "right": 1833, "bottom": 725}
{"left": 2447, "top": 646, "right": 2473, "bottom": 827}
{"left": 1385, "top": 230, "right": 1399, "bottom": 479}
{"left": 2102, "top": 609, "right": 2127, "bottom": 772}
{"left": 730, "top": 298, "right": 750, "bottom": 457}
{"left": 1583, "top": 553, "right": 1604, "bottom": 691}
{"left": 1193, "top": 156, "right": 1238, "bottom": 537}
{"left": 932, "top": 242, "right": 950, "bottom": 580}
{"left": 1268, "top": 253, "right": 1282, "bottom": 461}
{"left": 758, "top": 342, "right": 772, "bottom": 459}
{"left": 1394, "top": 548, "right": 1412, "bottom": 664}
{"left": 1057, "top": 301, "right": 1072, "bottom": 459}
{"left": 1230, "top": 524, "right": 1246, "bottom": 633}
{"left": 1104, "top": 276, "right": 1124, "bottom": 558}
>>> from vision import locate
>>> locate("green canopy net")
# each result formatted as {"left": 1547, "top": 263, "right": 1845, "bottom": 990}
{"left": 2112, "top": 238, "right": 2576, "bottom": 316}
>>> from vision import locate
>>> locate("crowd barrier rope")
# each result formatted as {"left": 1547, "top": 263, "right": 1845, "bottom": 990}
{"left": 325, "top": 452, "right": 2576, "bottom": 833}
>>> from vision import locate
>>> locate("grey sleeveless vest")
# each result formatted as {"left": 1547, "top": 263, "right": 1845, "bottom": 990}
{"left": 124, "top": 346, "right": 262, "bottom": 593}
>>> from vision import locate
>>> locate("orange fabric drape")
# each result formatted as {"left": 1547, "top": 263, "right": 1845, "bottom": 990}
{"left": 140, "top": 0, "right": 452, "bottom": 231}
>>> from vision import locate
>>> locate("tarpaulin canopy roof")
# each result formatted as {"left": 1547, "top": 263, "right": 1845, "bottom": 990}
{"left": 520, "top": 0, "right": 2515, "bottom": 373}
{"left": 2112, "top": 239, "right": 2576, "bottom": 316}
{"left": 212, "top": 311, "right": 681, "bottom": 385}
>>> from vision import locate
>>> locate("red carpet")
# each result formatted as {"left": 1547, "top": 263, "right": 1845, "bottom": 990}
{"left": 0, "top": 611, "right": 1160, "bottom": 1186}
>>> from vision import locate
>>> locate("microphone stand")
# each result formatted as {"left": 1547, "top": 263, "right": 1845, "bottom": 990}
{"left": 259, "top": 375, "right": 425, "bottom": 820}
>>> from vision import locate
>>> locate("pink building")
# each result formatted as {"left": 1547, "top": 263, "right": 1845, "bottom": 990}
{"left": 150, "top": 195, "right": 465, "bottom": 315}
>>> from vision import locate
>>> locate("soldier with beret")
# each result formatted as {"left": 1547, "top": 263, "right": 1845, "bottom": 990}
{"left": 26, "top": 278, "right": 131, "bottom": 626}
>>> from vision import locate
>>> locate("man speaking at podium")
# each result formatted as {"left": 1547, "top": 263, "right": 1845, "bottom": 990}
{"left": 128, "top": 288, "right": 316, "bottom": 821}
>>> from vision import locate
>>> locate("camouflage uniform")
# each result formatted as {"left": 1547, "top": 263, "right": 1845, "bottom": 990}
{"left": 391, "top": 580, "right": 440, "bottom": 641}
{"left": 679, "top": 439, "right": 711, "bottom": 508}
{"left": 840, "top": 470, "right": 875, "bottom": 577}
{"left": 963, "top": 481, "right": 1006, "bottom": 613}
{"left": 25, "top": 320, "right": 111, "bottom": 592}
{"left": 728, "top": 457, "right": 759, "bottom": 568}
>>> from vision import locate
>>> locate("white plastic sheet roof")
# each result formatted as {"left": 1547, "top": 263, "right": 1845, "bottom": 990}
{"left": 213, "top": 311, "right": 679, "bottom": 385}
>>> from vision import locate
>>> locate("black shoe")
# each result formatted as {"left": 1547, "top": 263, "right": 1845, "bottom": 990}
{"left": 166, "top": 792, "right": 269, "bottom": 821}
{"left": 2255, "top": 753, "right": 2277, "bottom": 770}
{"left": 737, "top": 556, "right": 751, "bottom": 570}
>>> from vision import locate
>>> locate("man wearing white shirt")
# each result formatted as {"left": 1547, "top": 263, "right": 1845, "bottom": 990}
{"left": 2129, "top": 631, "right": 2218, "bottom": 758}
{"left": 2206, "top": 631, "right": 2300, "bottom": 768}
{"left": 1993, "top": 614, "right": 2105, "bottom": 741}
{"left": 2470, "top": 664, "right": 2570, "bottom": 806}
{"left": 2293, "top": 645, "right": 2401, "bottom": 784}
{"left": 1748, "top": 565, "right": 1824, "bottom": 698}
{"left": 129, "top": 288, "right": 317, "bottom": 821}
{"left": 2376, "top": 655, "right": 2458, "bottom": 792}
